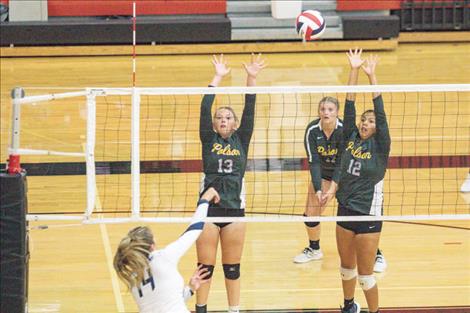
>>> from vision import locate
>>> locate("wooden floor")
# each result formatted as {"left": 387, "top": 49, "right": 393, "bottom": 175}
{"left": 1, "top": 43, "right": 470, "bottom": 312}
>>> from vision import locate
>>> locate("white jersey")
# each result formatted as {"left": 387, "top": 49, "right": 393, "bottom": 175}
{"left": 130, "top": 200, "right": 209, "bottom": 313}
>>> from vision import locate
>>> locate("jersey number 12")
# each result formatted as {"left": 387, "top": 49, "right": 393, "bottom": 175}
{"left": 347, "top": 159, "right": 361, "bottom": 177}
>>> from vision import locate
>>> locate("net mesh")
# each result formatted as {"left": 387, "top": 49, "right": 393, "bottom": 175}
{"left": 95, "top": 95, "right": 132, "bottom": 214}
{"left": 10, "top": 86, "right": 470, "bottom": 222}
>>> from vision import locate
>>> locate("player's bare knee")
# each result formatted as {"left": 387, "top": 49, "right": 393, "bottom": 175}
{"left": 222, "top": 263, "right": 240, "bottom": 280}
{"left": 358, "top": 274, "right": 376, "bottom": 290}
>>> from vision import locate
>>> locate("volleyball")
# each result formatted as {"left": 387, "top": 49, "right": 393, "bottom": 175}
{"left": 296, "top": 10, "right": 326, "bottom": 41}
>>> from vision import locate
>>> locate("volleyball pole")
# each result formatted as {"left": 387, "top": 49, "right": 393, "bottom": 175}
{"left": 7, "top": 87, "right": 25, "bottom": 174}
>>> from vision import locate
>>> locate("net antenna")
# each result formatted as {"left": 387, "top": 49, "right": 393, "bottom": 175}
{"left": 132, "top": 0, "right": 136, "bottom": 88}
{"left": 131, "top": 0, "right": 140, "bottom": 219}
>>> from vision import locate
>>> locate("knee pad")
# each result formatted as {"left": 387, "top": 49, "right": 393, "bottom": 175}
{"left": 222, "top": 263, "right": 240, "bottom": 280}
{"left": 197, "top": 263, "right": 214, "bottom": 279}
{"left": 340, "top": 267, "right": 357, "bottom": 281}
{"left": 195, "top": 304, "right": 207, "bottom": 313}
{"left": 358, "top": 274, "right": 376, "bottom": 290}
{"left": 303, "top": 214, "right": 320, "bottom": 228}
{"left": 304, "top": 221, "right": 320, "bottom": 228}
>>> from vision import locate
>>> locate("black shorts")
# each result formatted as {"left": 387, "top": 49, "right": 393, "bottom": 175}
{"left": 321, "top": 171, "right": 333, "bottom": 181}
{"left": 207, "top": 207, "right": 244, "bottom": 229}
{"left": 336, "top": 204, "right": 382, "bottom": 234}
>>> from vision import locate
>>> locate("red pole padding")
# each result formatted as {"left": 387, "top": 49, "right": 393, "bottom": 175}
{"left": 7, "top": 155, "right": 21, "bottom": 174}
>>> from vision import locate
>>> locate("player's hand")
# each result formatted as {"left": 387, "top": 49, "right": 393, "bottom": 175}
{"left": 320, "top": 190, "right": 334, "bottom": 207}
{"left": 243, "top": 53, "right": 267, "bottom": 78}
{"left": 362, "top": 54, "right": 379, "bottom": 76}
{"left": 212, "top": 54, "right": 231, "bottom": 77}
{"left": 201, "top": 187, "right": 220, "bottom": 203}
{"left": 315, "top": 190, "right": 323, "bottom": 206}
{"left": 189, "top": 264, "right": 211, "bottom": 292}
{"left": 320, "top": 182, "right": 337, "bottom": 208}
{"left": 346, "top": 47, "right": 364, "bottom": 69}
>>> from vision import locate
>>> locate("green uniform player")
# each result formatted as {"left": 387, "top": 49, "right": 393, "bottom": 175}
{"left": 293, "top": 97, "right": 344, "bottom": 264}
{"left": 336, "top": 50, "right": 388, "bottom": 313}
{"left": 199, "top": 93, "right": 255, "bottom": 216}
{"left": 294, "top": 98, "right": 388, "bottom": 271}
{"left": 336, "top": 95, "right": 391, "bottom": 216}
{"left": 195, "top": 54, "right": 266, "bottom": 313}
{"left": 305, "top": 117, "right": 344, "bottom": 191}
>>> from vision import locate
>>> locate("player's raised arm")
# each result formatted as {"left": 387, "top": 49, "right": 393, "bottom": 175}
{"left": 243, "top": 53, "right": 266, "bottom": 87}
{"left": 362, "top": 55, "right": 391, "bottom": 157}
{"left": 210, "top": 54, "right": 231, "bottom": 87}
{"left": 362, "top": 54, "right": 380, "bottom": 99}
{"left": 343, "top": 48, "right": 364, "bottom": 139}
{"left": 346, "top": 48, "right": 363, "bottom": 102}
{"left": 200, "top": 55, "right": 231, "bottom": 143}
{"left": 162, "top": 188, "right": 220, "bottom": 263}
{"left": 239, "top": 53, "right": 266, "bottom": 146}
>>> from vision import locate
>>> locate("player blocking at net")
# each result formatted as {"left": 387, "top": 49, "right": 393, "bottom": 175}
{"left": 113, "top": 187, "right": 220, "bottom": 313}
{"left": 294, "top": 55, "right": 387, "bottom": 273}
{"left": 195, "top": 53, "right": 266, "bottom": 313}
{"left": 335, "top": 50, "right": 390, "bottom": 313}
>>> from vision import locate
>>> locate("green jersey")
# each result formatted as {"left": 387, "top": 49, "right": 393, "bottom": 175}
{"left": 304, "top": 118, "right": 344, "bottom": 192}
{"left": 199, "top": 92, "right": 256, "bottom": 211}
{"left": 336, "top": 95, "right": 391, "bottom": 215}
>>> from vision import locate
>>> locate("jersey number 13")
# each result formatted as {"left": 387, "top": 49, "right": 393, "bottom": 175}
{"left": 218, "top": 159, "right": 234, "bottom": 173}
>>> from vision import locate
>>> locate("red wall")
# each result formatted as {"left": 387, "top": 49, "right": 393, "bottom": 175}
{"left": 337, "top": 0, "right": 403, "bottom": 11}
{"left": 47, "top": 0, "right": 226, "bottom": 17}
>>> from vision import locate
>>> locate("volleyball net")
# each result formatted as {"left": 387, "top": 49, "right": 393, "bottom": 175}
{"left": 7, "top": 85, "right": 470, "bottom": 223}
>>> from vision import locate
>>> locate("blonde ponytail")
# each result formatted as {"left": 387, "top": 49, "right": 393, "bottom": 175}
{"left": 113, "top": 226, "right": 154, "bottom": 289}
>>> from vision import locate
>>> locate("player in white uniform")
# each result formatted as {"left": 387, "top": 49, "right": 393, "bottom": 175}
{"left": 114, "top": 188, "right": 220, "bottom": 313}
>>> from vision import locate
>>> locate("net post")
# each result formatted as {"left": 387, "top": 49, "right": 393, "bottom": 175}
{"left": 7, "top": 87, "right": 25, "bottom": 174}
{"left": 84, "top": 90, "right": 97, "bottom": 218}
{"left": 131, "top": 88, "right": 141, "bottom": 218}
